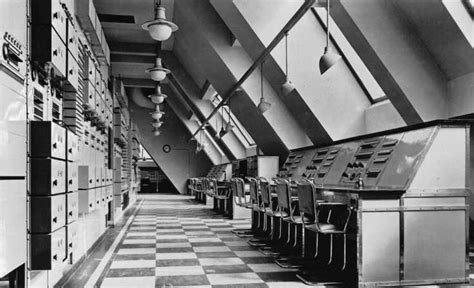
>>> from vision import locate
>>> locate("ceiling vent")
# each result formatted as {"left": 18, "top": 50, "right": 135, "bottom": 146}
{"left": 97, "top": 14, "right": 135, "bottom": 24}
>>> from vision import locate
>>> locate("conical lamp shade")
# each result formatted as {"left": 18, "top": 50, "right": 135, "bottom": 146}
{"left": 219, "top": 127, "right": 227, "bottom": 138}
{"left": 319, "top": 47, "right": 341, "bottom": 74}
{"left": 142, "top": 6, "right": 178, "bottom": 41}
{"left": 281, "top": 78, "right": 295, "bottom": 96}
{"left": 225, "top": 122, "right": 234, "bottom": 133}
{"left": 258, "top": 98, "right": 271, "bottom": 114}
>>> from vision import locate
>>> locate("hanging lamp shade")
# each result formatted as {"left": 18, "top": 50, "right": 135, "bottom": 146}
{"left": 319, "top": 0, "right": 341, "bottom": 75}
{"left": 151, "top": 120, "right": 163, "bottom": 128}
{"left": 225, "top": 122, "right": 234, "bottom": 133}
{"left": 149, "top": 85, "right": 168, "bottom": 104}
{"left": 281, "top": 79, "right": 295, "bottom": 96}
{"left": 142, "top": 6, "right": 178, "bottom": 41}
{"left": 150, "top": 105, "right": 165, "bottom": 120}
{"left": 258, "top": 97, "right": 271, "bottom": 114}
{"left": 146, "top": 58, "right": 170, "bottom": 81}
{"left": 219, "top": 127, "right": 227, "bottom": 138}
{"left": 319, "top": 46, "right": 341, "bottom": 74}
{"left": 281, "top": 33, "right": 295, "bottom": 96}
{"left": 153, "top": 128, "right": 161, "bottom": 136}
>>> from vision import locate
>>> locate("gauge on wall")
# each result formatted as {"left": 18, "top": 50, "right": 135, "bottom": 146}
{"left": 163, "top": 144, "right": 171, "bottom": 153}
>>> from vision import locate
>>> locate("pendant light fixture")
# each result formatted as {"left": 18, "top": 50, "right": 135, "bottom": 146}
{"left": 146, "top": 57, "right": 170, "bottom": 82}
{"left": 151, "top": 120, "right": 163, "bottom": 128}
{"left": 319, "top": 0, "right": 341, "bottom": 74}
{"left": 151, "top": 105, "right": 165, "bottom": 120}
{"left": 224, "top": 104, "right": 234, "bottom": 133}
{"left": 153, "top": 128, "right": 161, "bottom": 136}
{"left": 142, "top": 0, "right": 178, "bottom": 42}
{"left": 218, "top": 106, "right": 227, "bottom": 138}
{"left": 281, "top": 32, "right": 295, "bottom": 96}
{"left": 258, "top": 61, "right": 271, "bottom": 113}
{"left": 149, "top": 84, "right": 168, "bottom": 104}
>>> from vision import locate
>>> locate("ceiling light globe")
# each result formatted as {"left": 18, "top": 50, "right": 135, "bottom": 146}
{"left": 150, "top": 95, "right": 166, "bottom": 104}
{"left": 148, "top": 23, "right": 173, "bottom": 41}
{"left": 151, "top": 121, "right": 163, "bottom": 128}
{"left": 281, "top": 79, "right": 295, "bottom": 96}
{"left": 150, "top": 70, "right": 167, "bottom": 82}
{"left": 153, "top": 129, "right": 161, "bottom": 136}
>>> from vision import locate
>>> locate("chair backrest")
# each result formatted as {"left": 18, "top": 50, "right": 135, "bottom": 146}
{"left": 296, "top": 179, "right": 315, "bottom": 218}
{"left": 259, "top": 177, "right": 271, "bottom": 205}
{"left": 246, "top": 177, "right": 258, "bottom": 202}
{"left": 234, "top": 178, "right": 244, "bottom": 198}
{"left": 273, "top": 178, "right": 290, "bottom": 209}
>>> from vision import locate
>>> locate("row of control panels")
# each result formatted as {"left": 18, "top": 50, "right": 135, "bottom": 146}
{"left": 278, "top": 126, "right": 437, "bottom": 190}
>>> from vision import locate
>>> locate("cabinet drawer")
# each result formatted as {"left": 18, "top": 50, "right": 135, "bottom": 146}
{"left": 64, "top": 52, "right": 79, "bottom": 92}
{"left": 95, "top": 187, "right": 103, "bottom": 206}
{"left": 31, "top": 227, "right": 66, "bottom": 270}
{"left": 30, "top": 121, "right": 66, "bottom": 160}
{"left": 66, "top": 191, "right": 78, "bottom": 223}
{"left": 66, "top": 129, "right": 79, "bottom": 162}
{"left": 67, "top": 162, "right": 78, "bottom": 192}
{"left": 84, "top": 79, "right": 96, "bottom": 110}
{"left": 51, "top": 0, "right": 67, "bottom": 42}
{"left": 31, "top": 158, "right": 66, "bottom": 195}
{"left": 66, "top": 20, "right": 79, "bottom": 61}
{"left": 78, "top": 189, "right": 95, "bottom": 214}
{"left": 66, "top": 222, "right": 78, "bottom": 263}
{"left": 30, "top": 194, "right": 66, "bottom": 233}
{"left": 78, "top": 165, "right": 94, "bottom": 189}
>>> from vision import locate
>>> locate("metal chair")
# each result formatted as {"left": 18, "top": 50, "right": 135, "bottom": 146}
{"left": 231, "top": 178, "right": 254, "bottom": 237}
{"left": 295, "top": 179, "right": 352, "bottom": 286}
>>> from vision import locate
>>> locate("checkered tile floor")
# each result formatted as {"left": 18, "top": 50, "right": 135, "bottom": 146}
{"left": 95, "top": 194, "right": 309, "bottom": 288}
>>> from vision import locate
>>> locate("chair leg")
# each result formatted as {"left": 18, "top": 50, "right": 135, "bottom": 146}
{"left": 293, "top": 224, "right": 298, "bottom": 248}
{"left": 328, "top": 234, "right": 333, "bottom": 265}
{"left": 342, "top": 234, "right": 347, "bottom": 271}
{"left": 286, "top": 222, "right": 291, "bottom": 245}
{"left": 301, "top": 225, "right": 306, "bottom": 258}
{"left": 314, "top": 233, "right": 319, "bottom": 258}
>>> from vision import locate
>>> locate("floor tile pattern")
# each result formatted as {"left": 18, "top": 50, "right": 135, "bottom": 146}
{"left": 97, "top": 195, "right": 307, "bottom": 288}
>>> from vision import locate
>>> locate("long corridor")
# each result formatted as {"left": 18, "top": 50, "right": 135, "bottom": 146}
{"left": 62, "top": 194, "right": 311, "bottom": 288}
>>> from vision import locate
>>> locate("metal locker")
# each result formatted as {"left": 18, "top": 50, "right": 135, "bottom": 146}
{"left": 78, "top": 189, "right": 95, "bottom": 214}
{"left": 67, "top": 162, "right": 78, "bottom": 192}
{"left": 0, "top": 180, "right": 26, "bottom": 278}
{"left": 66, "top": 129, "right": 78, "bottom": 162}
{"left": 30, "top": 194, "right": 66, "bottom": 233}
{"left": 64, "top": 52, "right": 79, "bottom": 92}
{"left": 30, "top": 121, "right": 66, "bottom": 160}
{"left": 66, "top": 221, "right": 78, "bottom": 264}
{"left": 30, "top": 227, "right": 66, "bottom": 270}
{"left": 30, "top": 158, "right": 66, "bottom": 195}
{"left": 66, "top": 19, "right": 79, "bottom": 61}
{"left": 78, "top": 165, "right": 93, "bottom": 189}
{"left": 66, "top": 192, "right": 78, "bottom": 223}
{"left": 31, "top": 25, "right": 67, "bottom": 78}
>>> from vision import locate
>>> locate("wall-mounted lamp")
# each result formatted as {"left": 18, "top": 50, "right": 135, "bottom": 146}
{"left": 319, "top": 0, "right": 341, "bottom": 74}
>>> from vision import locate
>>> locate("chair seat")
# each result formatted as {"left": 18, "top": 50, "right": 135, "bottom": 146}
{"left": 304, "top": 223, "right": 338, "bottom": 233}
{"left": 264, "top": 207, "right": 274, "bottom": 216}
{"left": 215, "top": 195, "right": 229, "bottom": 200}
{"left": 242, "top": 202, "right": 254, "bottom": 209}
{"left": 288, "top": 215, "right": 312, "bottom": 224}
{"left": 273, "top": 211, "right": 289, "bottom": 218}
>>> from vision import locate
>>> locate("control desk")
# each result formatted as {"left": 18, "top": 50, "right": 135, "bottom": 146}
{"left": 276, "top": 120, "right": 471, "bottom": 287}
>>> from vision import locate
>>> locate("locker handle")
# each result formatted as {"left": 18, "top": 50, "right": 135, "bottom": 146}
{"left": 53, "top": 12, "right": 59, "bottom": 19}
{"left": 69, "top": 179, "right": 73, "bottom": 185}
{"left": 53, "top": 180, "right": 58, "bottom": 186}
{"left": 53, "top": 143, "right": 57, "bottom": 149}
{"left": 53, "top": 217, "right": 57, "bottom": 223}
{"left": 69, "top": 211, "right": 73, "bottom": 216}
{"left": 68, "top": 148, "right": 73, "bottom": 154}
{"left": 89, "top": 179, "right": 92, "bottom": 183}
{"left": 89, "top": 203, "right": 92, "bottom": 207}
{"left": 53, "top": 255, "right": 58, "bottom": 261}
{"left": 69, "top": 243, "right": 73, "bottom": 248}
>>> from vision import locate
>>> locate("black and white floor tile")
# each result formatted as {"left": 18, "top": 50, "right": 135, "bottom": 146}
{"left": 95, "top": 194, "right": 307, "bottom": 288}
